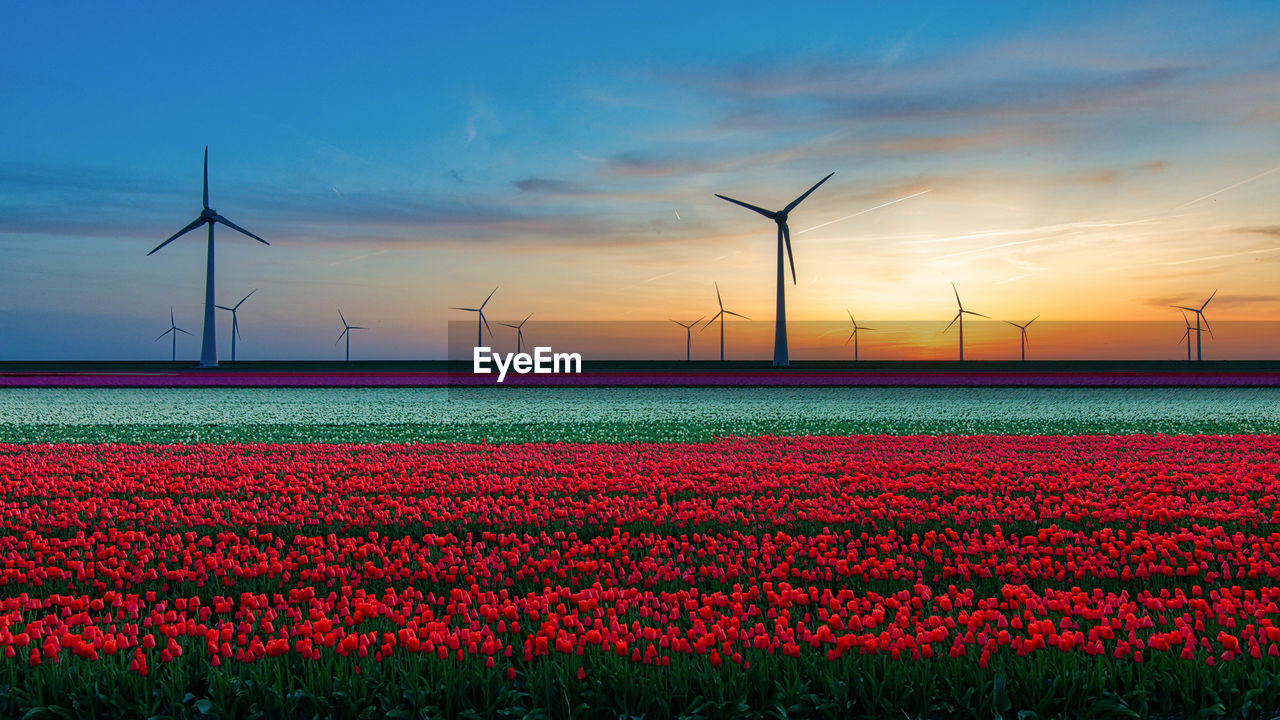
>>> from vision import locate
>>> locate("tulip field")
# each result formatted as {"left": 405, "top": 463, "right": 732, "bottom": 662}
{"left": 3, "top": 388, "right": 1280, "bottom": 718}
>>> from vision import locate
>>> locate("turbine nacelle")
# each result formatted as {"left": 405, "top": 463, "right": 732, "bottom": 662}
{"left": 200, "top": 207, "right": 218, "bottom": 221}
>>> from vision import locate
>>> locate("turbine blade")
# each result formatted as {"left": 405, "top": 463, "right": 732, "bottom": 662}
{"left": 155, "top": 329, "right": 172, "bottom": 341}
{"left": 236, "top": 288, "right": 258, "bottom": 309}
{"left": 148, "top": 217, "right": 205, "bottom": 255}
{"left": 724, "top": 310, "right": 749, "bottom": 319}
{"left": 215, "top": 305, "right": 234, "bottom": 311}
{"left": 952, "top": 283, "right": 962, "bottom": 309}
{"left": 782, "top": 223, "right": 796, "bottom": 284}
{"left": 715, "top": 282, "right": 723, "bottom": 309}
{"left": 715, "top": 194, "right": 776, "bottom": 219}
{"left": 860, "top": 326, "right": 877, "bottom": 331}
{"left": 1172, "top": 306, "right": 1198, "bottom": 312}
{"left": 521, "top": 312, "right": 533, "bottom": 326}
{"left": 214, "top": 215, "right": 269, "bottom": 245}
{"left": 964, "top": 310, "right": 990, "bottom": 319}
{"left": 234, "top": 318, "right": 242, "bottom": 340}
{"left": 481, "top": 312, "right": 492, "bottom": 337}
{"left": 1201, "top": 288, "right": 1217, "bottom": 311}
{"left": 336, "top": 329, "right": 347, "bottom": 344}
{"left": 480, "top": 287, "right": 498, "bottom": 310}
{"left": 500, "top": 323, "right": 519, "bottom": 329}
{"left": 349, "top": 326, "right": 368, "bottom": 330}
{"left": 943, "top": 313, "right": 960, "bottom": 333}
{"left": 847, "top": 309, "right": 854, "bottom": 324}
{"left": 845, "top": 330, "right": 855, "bottom": 344}
{"left": 1027, "top": 315, "right": 1039, "bottom": 326}
{"left": 1202, "top": 314, "right": 1214, "bottom": 337}
{"left": 783, "top": 172, "right": 834, "bottom": 214}
{"left": 176, "top": 327, "right": 193, "bottom": 336}
{"left": 203, "top": 146, "right": 209, "bottom": 209}
{"left": 699, "top": 312, "right": 722, "bottom": 331}
{"left": 450, "top": 307, "right": 479, "bottom": 312}
{"left": 338, "top": 309, "right": 347, "bottom": 326}
{"left": 1003, "top": 320, "right": 1020, "bottom": 328}
{"left": 170, "top": 307, "right": 175, "bottom": 325}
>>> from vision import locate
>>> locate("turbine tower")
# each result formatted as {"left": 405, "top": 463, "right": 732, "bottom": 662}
{"left": 716, "top": 172, "right": 834, "bottom": 367}
{"left": 1172, "top": 290, "right": 1216, "bottom": 361}
{"left": 1178, "top": 311, "right": 1193, "bottom": 361}
{"left": 155, "top": 308, "right": 192, "bottom": 362}
{"left": 148, "top": 147, "right": 269, "bottom": 368}
{"left": 335, "top": 310, "right": 367, "bottom": 362}
{"left": 700, "top": 283, "right": 749, "bottom": 361}
{"left": 1003, "top": 315, "right": 1038, "bottom": 361}
{"left": 943, "top": 284, "right": 988, "bottom": 361}
{"left": 215, "top": 289, "right": 257, "bottom": 362}
{"left": 844, "top": 311, "right": 876, "bottom": 362}
{"left": 672, "top": 317, "right": 704, "bottom": 362}
{"left": 501, "top": 313, "right": 533, "bottom": 355}
{"left": 450, "top": 287, "right": 498, "bottom": 348}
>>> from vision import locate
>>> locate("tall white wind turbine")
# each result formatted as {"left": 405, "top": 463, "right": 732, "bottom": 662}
{"left": 1172, "top": 290, "right": 1216, "bottom": 361}
{"left": 672, "top": 317, "right": 704, "bottom": 362}
{"left": 501, "top": 313, "right": 533, "bottom": 355}
{"left": 844, "top": 311, "right": 876, "bottom": 362}
{"left": 943, "top": 284, "right": 988, "bottom": 361}
{"left": 335, "top": 310, "right": 367, "bottom": 362}
{"left": 1003, "top": 315, "right": 1038, "bottom": 361}
{"left": 155, "top": 307, "right": 192, "bottom": 362}
{"left": 147, "top": 147, "right": 269, "bottom": 368}
{"left": 215, "top": 289, "right": 257, "bottom": 362}
{"left": 450, "top": 287, "right": 498, "bottom": 349}
{"left": 715, "top": 173, "right": 834, "bottom": 367}
{"left": 700, "top": 283, "right": 749, "bottom": 361}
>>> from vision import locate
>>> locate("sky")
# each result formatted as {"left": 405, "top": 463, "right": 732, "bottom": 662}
{"left": 3, "top": 1, "right": 1280, "bottom": 360}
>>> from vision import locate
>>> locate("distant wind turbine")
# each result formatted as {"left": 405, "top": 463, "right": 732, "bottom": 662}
{"left": 1172, "top": 290, "right": 1216, "bottom": 361}
{"left": 672, "top": 317, "right": 704, "bottom": 361}
{"left": 335, "top": 310, "right": 367, "bottom": 362}
{"left": 501, "top": 313, "right": 533, "bottom": 355}
{"left": 155, "top": 308, "right": 192, "bottom": 362}
{"left": 700, "top": 283, "right": 749, "bottom": 361}
{"left": 943, "top": 284, "right": 988, "bottom": 361}
{"left": 451, "top": 287, "right": 498, "bottom": 348}
{"left": 147, "top": 147, "right": 269, "bottom": 368}
{"left": 716, "top": 172, "right": 834, "bottom": 367}
{"left": 1178, "top": 311, "right": 1193, "bottom": 361}
{"left": 844, "top": 311, "right": 876, "bottom": 362}
{"left": 215, "top": 289, "right": 257, "bottom": 362}
{"left": 1003, "top": 315, "right": 1038, "bottom": 361}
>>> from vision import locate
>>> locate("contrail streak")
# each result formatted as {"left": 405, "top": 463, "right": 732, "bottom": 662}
{"left": 1162, "top": 247, "right": 1280, "bottom": 265}
{"left": 1174, "top": 165, "right": 1280, "bottom": 210}
{"left": 797, "top": 189, "right": 930, "bottom": 234}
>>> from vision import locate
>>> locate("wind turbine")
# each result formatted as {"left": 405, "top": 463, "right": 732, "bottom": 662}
{"left": 450, "top": 287, "right": 498, "bottom": 348}
{"left": 147, "top": 147, "right": 269, "bottom": 368}
{"left": 716, "top": 172, "right": 834, "bottom": 367}
{"left": 1178, "top": 311, "right": 1193, "bottom": 361}
{"left": 335, "top": 310, "right": 367, "bottom": 362}
{"left": 943, "top": 284, "right": 988, "bottom": 361}
{"left": 215, "top": 289, "right": 257, "bottom": 362}
{"left": 501, "top": 313, "right": 533, "bottom": 355}
{"left": 844, "top": 311, "right": 876, "bottom": 362}
{"left": 672, "top": 317, "right": 704, "bottom": 361}
{"left": 700, "top": 283, "right": 749, "bottom": 361}
{"left": 155, "top": 308, "right": 192, "bottom": 362}
{"left": 1003, "top": 315, "right": 1038, "bottom": 361}
{"left": 1172, "top": 289, "right": 1216, "bottom": 361}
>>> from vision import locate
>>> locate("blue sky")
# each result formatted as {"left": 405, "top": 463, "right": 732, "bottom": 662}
{"left": 3, "top": 2, "right": 1280, "bottom": 359}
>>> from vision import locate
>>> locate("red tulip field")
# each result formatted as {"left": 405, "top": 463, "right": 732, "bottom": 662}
{"left": 3, "top": 434, "right": 1280, "bottom": 717}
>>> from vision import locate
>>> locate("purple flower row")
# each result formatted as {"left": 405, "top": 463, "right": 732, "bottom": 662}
{"left": 2, "top": 371, "right": 1279, "bottom": 387}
